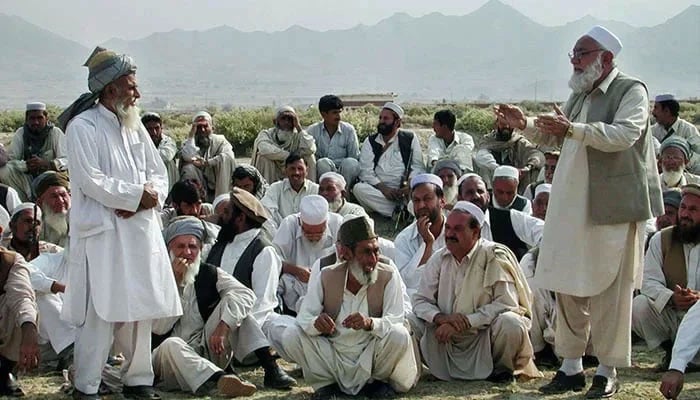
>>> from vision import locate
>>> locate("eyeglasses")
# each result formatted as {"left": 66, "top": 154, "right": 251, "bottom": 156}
{"left": 568, "top": 48, "right": 604, "bottom": 61}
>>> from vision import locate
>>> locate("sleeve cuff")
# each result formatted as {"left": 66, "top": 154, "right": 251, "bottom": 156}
{"left": 465, "top": 312, "right": 488, "bottom": 329}
{"left": 653, "top": 290, "right": 674, "bottom": 314}
{"left": 570, "top": 122, "right": 587, "bottom": 141}
{"left": 17, "top": 312, "right": 37, "bottom": 328}
{"left": 669, "top": 359, "right": 688, "bottom": 373}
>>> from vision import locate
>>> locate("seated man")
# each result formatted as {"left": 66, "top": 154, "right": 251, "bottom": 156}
{"left": 261, "top": 153, "right": 319, "bottom": 228}
{"left": 395, "top": 174, "right": 447, "bottom": 296}
{"left": 280, "top": 216, "right": 418, "bottom": 399}
{"left": 524, "top": 150, "right": 559, "bottom": 200}
{"left": 427, "top": 109, "right": 475, "bottom": 173}
{"left": 0, "top": 102, "right": 68, "bottom": 201}
{"left": 162, "top": 181, "right": 219, "bottom": 256}
{"left": 353, "top": 102, "right": 425, "bottom": 218}
{"left": 432, "top": 159, "right": 461, "bottom": 209}
{"left": 141, "top": 112, "right": 179, "bottom": 190}
{"left": 274, "top": 195, "right": 342, "bottom": 314}
{"left": 659, "top": 300, "right": 700, "bottom": 399}
{"left": 531, "top": 184, "right": 551, "bottom": 221}
{"left": 318, "top": 172, "right": 367, "bottom": 217}
{"left": 491, "top": 165, "right": 532, "bottom": 214}
{"left": 0, "top": 183, "right": 21, "bottom": 215}
{"left": 180, "top": 111, "right": 236, "bottom": 201}
{"left": 152, "top": 217, "right": 295, "bottom": 397}
{"left": 0, "top": 248, "right": 40, "bottom": 397}
{"left": 232, "top": 164, "right": 268, "bottom": 200}
{"left": 651, "top": 94, "right": 700, "bottom": 174}
{"left": 32, "top": 171, "right": 70, "bottom": 247}
{"left": 633, "top": 184, "right": 700, "bottom": 371}
{"left": 252, "top": 106, "right": 316, "bottom": 184}
{"left": 656, "top": 190, "right": 681, "bottom": 232}
{"left": 307, "top": 95, "right": 360, "bottom": 184}
{"left": 3, "top": 203, "right": 62, "bottom": 259}
{"left": 208, "top": 193, "right": 231, "bottom": 225}
{"left": 658, "top": 137, "right": 700, "bottom": 190}
{"left": 413, "top": 201, "right": 540, "bottom": 382}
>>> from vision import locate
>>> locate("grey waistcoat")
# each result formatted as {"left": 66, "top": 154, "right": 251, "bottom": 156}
{"left": 562, "top": 72, "right": 663, "bottom": 225}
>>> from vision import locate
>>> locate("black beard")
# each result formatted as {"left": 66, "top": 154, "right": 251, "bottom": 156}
{"left": 495, "top": 129, "right": 513, "bottom": 141}
{"left": 377, "top": 122, "right": 394, "bottom": 136}
{"left": 195, "top": 133, "right": 211, "bottom": 150}
{"left": 216, "top": 217, "right": 239, "bottom": 243}
{"left": 673, "top": 221, "right": 700, "bottom": 244}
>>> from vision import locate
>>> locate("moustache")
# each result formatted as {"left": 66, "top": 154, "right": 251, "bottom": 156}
{"left": 446, "top": 237, "right": 458, "bottom": 242}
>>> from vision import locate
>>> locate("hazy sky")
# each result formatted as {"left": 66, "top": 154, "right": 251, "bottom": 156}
{"left": 2, "top": 0, "right": 699, "bottom": 46}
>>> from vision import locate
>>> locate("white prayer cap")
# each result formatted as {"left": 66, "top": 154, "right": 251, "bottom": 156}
{"left": 342, "top": 213, "right": 375, "bottom": 229}
{"left": 452, "top": 201, "right": 485, "bottom": 227}
{"left": 275, "top": 105, "right": 296, "bottom": 118}
{"left": 493, "top": 165, "right": 519, "bottom": 181}
{"left": 319, "top": 172, "right": 347, "bottom": 190}
{"left": 11, "top": 202, "right": 42, "bottom": 220}
{"left": 299, "top": 195, "right": 329, "bottom": 225}
{"left": 457, "top": 172, "right": 482, "bottom": 186}
{"left": 411, "top": 173, "right": 443, "bottom": 190}
{"left": 655, "top": 94, "right": 677, "bottom": 103}
{"left": 212, "top": 193, "right": 230, "bottom": 210}
{"left": 534, "top": 183, "right": 552, "bottom": 198}
{"left": 585, "top": 25, "right": 622, "bottom": 57}
{"left": 26, "top": 102, "right": 46, "bottom": 112}
{"left": 382, "top": 102, "right": 404, "bottom": 119}
{"left": 192, "top": 111, "right": 212, "bottom": 123}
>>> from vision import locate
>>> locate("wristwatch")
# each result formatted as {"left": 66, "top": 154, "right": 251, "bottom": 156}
{"left": 565, "top": 123, "right": 574, "bottom": 138}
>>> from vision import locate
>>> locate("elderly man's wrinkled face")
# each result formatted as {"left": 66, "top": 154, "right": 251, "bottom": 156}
{"left": 492, "top": 177, "right": 518, "bottom": 208}
{"left": 411, "top": 183, "right": 444, "bottom": 223}
{"left": 112, "top": 74, "right": 141, "bottom": 130}
{"left": 533, "top": 192, "right": 549, "bottom": 221}
{"left": 437, "top": 168, "right": 457, "bottom": 188}
{"left": 318, "top": 178, "right": 343, "bottom": 204}
{"left": 39, "top": 186, "right": 71, "bottom": 214}
{"left": 285, "top": 159, "right": 307, "bottom": 188}
{"left": 657, "top": 204, "right": 679, "bottom": 231}
{"left": 677, "top": 194, "right": 700, "bottom": 243}
{"left": 544, "top": 156, "right": 558, "bottom": 183}
{"left": 276, "top": 112, "right": 296, "bottom": 131}
{"left": 26, "top": 110, "right": 48, "bottom": 133}
{"left": 445, "top": 211, "right": 480, "bottom": 257}
{"left": 168, "top": 234, "right": 201, "bottom": 263}
{"left": 346, "top": 238, "right": 380, "bottom": 286}
{"left": 569, "top": 36, "right": 606, "bottom": 93}
{"left": 459, "top": 177, "right": 490, "bottom": 211}
{"left": 301, "top": 221, "right": 326, "bottom": 242}
{"left": 11, "top": 210, "right": 41, "bottom": 244}
{"left": 661, "top": 147, "right": 687, "bottom": 173}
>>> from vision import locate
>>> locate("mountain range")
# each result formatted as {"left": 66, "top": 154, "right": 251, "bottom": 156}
{"left": 1, "top": 0, "right": 698, "bottom": 109}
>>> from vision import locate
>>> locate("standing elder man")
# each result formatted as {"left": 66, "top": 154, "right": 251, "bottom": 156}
{"left": 497, "top": 25, "right": 662, "bottom": 398}
{"left": 59, "top": 46, "right": 182, "bottom": 400}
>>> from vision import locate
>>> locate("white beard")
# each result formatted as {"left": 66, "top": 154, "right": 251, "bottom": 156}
{"left": 116, "top": 102, "right": 142, "bottom": 131}
{"left": 328, "top": 197, "right": 343, "bottom": 213}
{"left": 443, "top": 185, "right": 458, "bottom": 206}
{"left": 43, "top": 208, "right": 69, "bottom": 237}
{"left": 169, "top": 250, "right": 202, "bottom": 287}
{"left": 568, "top": 54, "right": 604, "bottom": 94}
{"left": 348, "top": 259, "right": 378, "bottom": 287}
{"left": 662, "top": 168, "right": 684, "bottom": 187}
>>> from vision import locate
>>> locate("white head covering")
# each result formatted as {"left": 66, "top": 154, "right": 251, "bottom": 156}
{"left": 411, "top": 173, "right": 443, "bottom": 190}
{"left": 457, "top": 172, "right": 482, "bottom": 186}
{"left": 192, "top": 111, "right": 212, "bottom": 124}
{"left": 11, "top": 202, "right": 42, "bottom": 220}
{"left": 534, "top": 183, "right": 552, "bottom": 198}
{"left": 275, "top": 105, "right": 296, "bottom": 118}
{"left": 26, "top": 102, "right": 46, "bottom": 111}
{"left": 655, "top": 94, "right": 676, "bottom": 102}
{"left": 319, "top": 172, "right": 347, "bottom": 190}
{"left": 382, "top": 102, "right": 404, "bottom": 119}
{"left": 299, "top": 195, "right": 328, "bottom": 225}
{"left": 585, "top": 25, "right": 622, "bottom": 57}
{"left": 0, "top": 206, "right": 9, "bottom": 234}
{"left": 212, "top": 193, "right": 230, "bottom": 210}
{"left": 493, "top": 165, "right": 519, "bottom": 181}
{"left": 452, "top": 201, "right": 485, "bottom": 227}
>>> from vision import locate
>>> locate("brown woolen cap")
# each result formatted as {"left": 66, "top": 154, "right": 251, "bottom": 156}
{"left": 230, "top": 187, "right": 269, "bottom": 224}
{"left": 338, "top": 216, "right": 377, "bottom": 247}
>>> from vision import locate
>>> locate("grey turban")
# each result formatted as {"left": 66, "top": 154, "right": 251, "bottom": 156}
{"left": 163, "top": 216, "right": 205, "bottom": 245}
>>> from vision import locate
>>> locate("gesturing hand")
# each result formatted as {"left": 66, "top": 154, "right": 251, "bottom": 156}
{"left": 342, "top": 312, "right": 372, "bottom": 331}
{"left": 314, "top": 313, "right": 337, "bottom": 335}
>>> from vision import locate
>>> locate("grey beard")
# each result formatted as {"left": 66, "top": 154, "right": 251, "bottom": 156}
{"left": 43, "top": 208, "right": 69, "bottom": 238}
{"left": 116, "top": 102, "right": 142, "bottom": 131}
{"left": 568, "top": 54, "right": 603, "bottom": 94}
{"left": 328, "top": 197, "right": 343, "bottom": 212}
{"left": 444, "top": 185, "right": 458, "bottom": 205}
{"left": 662, "top": 169, "right": 684, "bottom": 186}
{"left": 348, "top": 259, "right": 378, "bottom": 287}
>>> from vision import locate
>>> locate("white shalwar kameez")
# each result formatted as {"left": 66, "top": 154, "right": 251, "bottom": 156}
{"left": 63, "top": 104, "right": 182, "bottom": 394}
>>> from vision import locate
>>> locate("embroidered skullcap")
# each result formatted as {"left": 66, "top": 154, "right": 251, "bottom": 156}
{"left": 660, "top": 137, "right": 690, "bottom": 161}
{"left": 493, "top": 165, "right": 519, "bottom": 181}
{"left": 163, "top": 216, "right": 204, "bottom": 244}
{"left": 11, "top": 202, "right": 42, "bottom": 220}
{"left": 229, "top": 187, "right": 269, "bottom": 224}
{"left": 452, "top": 201, "right": 485, "bottom": 227}
{"left": 585, "top": 25, "right": 622, "bottom": 56}
{"left": 411, "top": 173, "right": 443, "bottom": 190}
{"left": 338, "top": 216, "right": 377, "bottom": 247}
{"left": 212, "top": 193, "right": 230, "bottom": 211}
{"left": 319, "top": 172, "right": 347, "bottom": 190}
{"left": 534, "top": 183, "right": 552, "bottom": 198}
{"left": 26, "top": 102, "right": 46, "bottom": 112}
{"left": 382, "top": 102, "right": 404, "bottom": 119}
{"left": 299, "top": 195, "right": 328, "bottom": 225}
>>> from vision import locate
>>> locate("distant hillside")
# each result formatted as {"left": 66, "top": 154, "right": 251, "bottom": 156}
{"left": 1, "top": 0, "right": 698, "bottom": 109}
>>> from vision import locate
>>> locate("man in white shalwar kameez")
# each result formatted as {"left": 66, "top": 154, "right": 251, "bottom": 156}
{"left": 280, "top": 216, "right": 418, "bottom": 399}
{"left": 413, "top": 202, "right": 540, "bottom": 383}
{"left": 497, "top": 25, "right": 662, "bottom": 398}
{"left": 273, "top": 195, "right": 342, "bottom": 314}
{"left": 659, "top": 300, "right": 700, "bottom": 399}
{"left": 59, "top": 46, "right": 182, "bottom": 400}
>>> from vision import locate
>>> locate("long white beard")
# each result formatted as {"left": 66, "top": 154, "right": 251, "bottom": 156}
{"left": 169, "top": 250, "right": 202, "bottom": 287}
{"left": 328, "top": 197, "right": 343, "bottom": 213}
{"left": 444, "top": 185, "right": 458, "bottom": 206}
{"left": 116, "top": 102, "right": 142, "bottom": 131}
{"left": 43, "top": 208, "right": 69, "bottom": 237}
{"left": 348, "top": 259, "right": 378, "bottom": 287}
{"left": 568, "top": 54, "right": 604, "bottom": 94}
{"left": 662, "top": 168, "right": 684, "bottom": 187}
